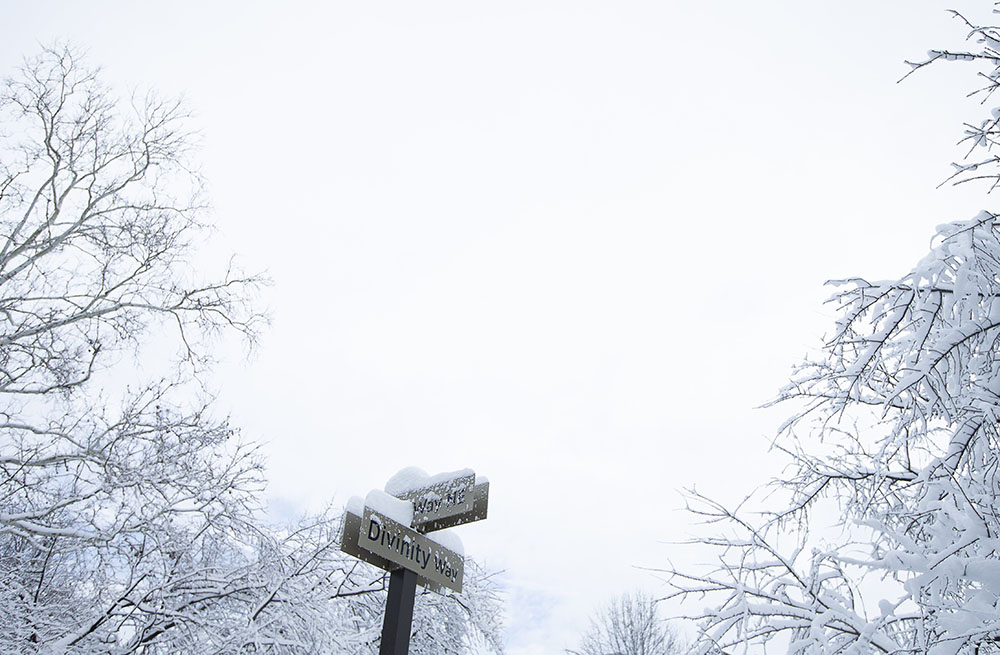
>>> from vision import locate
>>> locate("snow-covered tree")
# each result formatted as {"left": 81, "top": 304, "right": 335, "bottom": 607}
{"left": 667, "top": 9, "right": 1000, "bottom": 655}
{"left": 0, "top": 42, "right": 265, "bottom": 652}
{"left": 186, "top": 508, "right": 505, "bottom": 654}
{"left": 0, "top": 46, "right": 503, "bottom": 654}
{"left": 571, "top": 591, "right": 684, "bottom": 655}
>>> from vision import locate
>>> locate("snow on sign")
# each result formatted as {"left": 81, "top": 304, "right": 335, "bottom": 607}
{"left": 385, "top": 467, "right": 489, "bottom": 531}
{"left": 398, "top": 474, "right": 473, "bottom": 527}
{"left": 340, "top": 468, "right": 486, "bottom": 655}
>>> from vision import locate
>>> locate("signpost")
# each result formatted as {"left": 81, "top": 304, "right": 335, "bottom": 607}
{"left": 339, "top": 469, "right": 490, "bottom": 655}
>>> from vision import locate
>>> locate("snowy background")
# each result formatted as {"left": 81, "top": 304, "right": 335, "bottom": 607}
{"left": 1, "top": 1, "right": 991, "bottom": 652}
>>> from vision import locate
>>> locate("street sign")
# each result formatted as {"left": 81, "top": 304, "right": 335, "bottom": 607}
{"left": 412, "top": 480, "right": 489, "bottom": 533}
{"left": 397, "top": 472, "right": 475, "bottom": 528}
{"left": 339, "top": 467, "right": 487, "bottom": 655}
{"left": 340, "top": 508, "right": 416, "bottom": 580}
{"left": 356, "top": 507, "right": 463, "bottom": 592}
{"left": 340, "top": 508, "right": 459, "bottom": 594}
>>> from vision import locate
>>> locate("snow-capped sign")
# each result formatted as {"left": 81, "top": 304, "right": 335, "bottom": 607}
{"left": 414, "top": 479, "right": 490, "bottom": 533}
{"left": 358, "top": 507, "right": 463, "bottom": 592}
{"left": 390, "top": 470, "right": 476, "bottom": 529}
{"left": 340, "top": 468, "right": 488, "bottom": 654}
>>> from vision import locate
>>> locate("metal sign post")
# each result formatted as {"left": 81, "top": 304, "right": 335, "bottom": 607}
{"left": 380, "top": 568, "right": 418, "bottom": 655}
{"left": 339, "top": 470, "right": 490, "bottom": 655}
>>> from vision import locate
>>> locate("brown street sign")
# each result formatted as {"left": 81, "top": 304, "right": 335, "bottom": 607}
{"left": 361, "top": 507, "right": 463, "bottom": 592}
{"left": 396, "top": 472, "right": 475, "bottom": 528}
{"left": 341, "top": 507, "right": 464, "bottom": 593}
{"left": 339, "top": 469, "right": 489, "bottom": 655}
{"left": 414, "top": 480, "right": 489, "bottom": 533}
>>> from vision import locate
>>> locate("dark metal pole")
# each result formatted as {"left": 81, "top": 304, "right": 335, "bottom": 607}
{"left": 380, "top": 568, "right": 418, "bottom": 655}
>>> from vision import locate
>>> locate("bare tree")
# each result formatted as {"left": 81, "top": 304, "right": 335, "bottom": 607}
{"left": 0, "top": 42, "right": 268, "bottom": 652}
{"left": 0, "top": 46, "right": 504, "bottom": 654}
{"left": 665, "top": 8, "right": 1000, "bottom": 655}
{"left": 571, "top": 591, "right": 684, "bottom": 655}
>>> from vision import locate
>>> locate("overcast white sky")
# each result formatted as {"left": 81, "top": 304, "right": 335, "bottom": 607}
{"left": 2, "top": 2, "right": 994, "bottom": 653}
